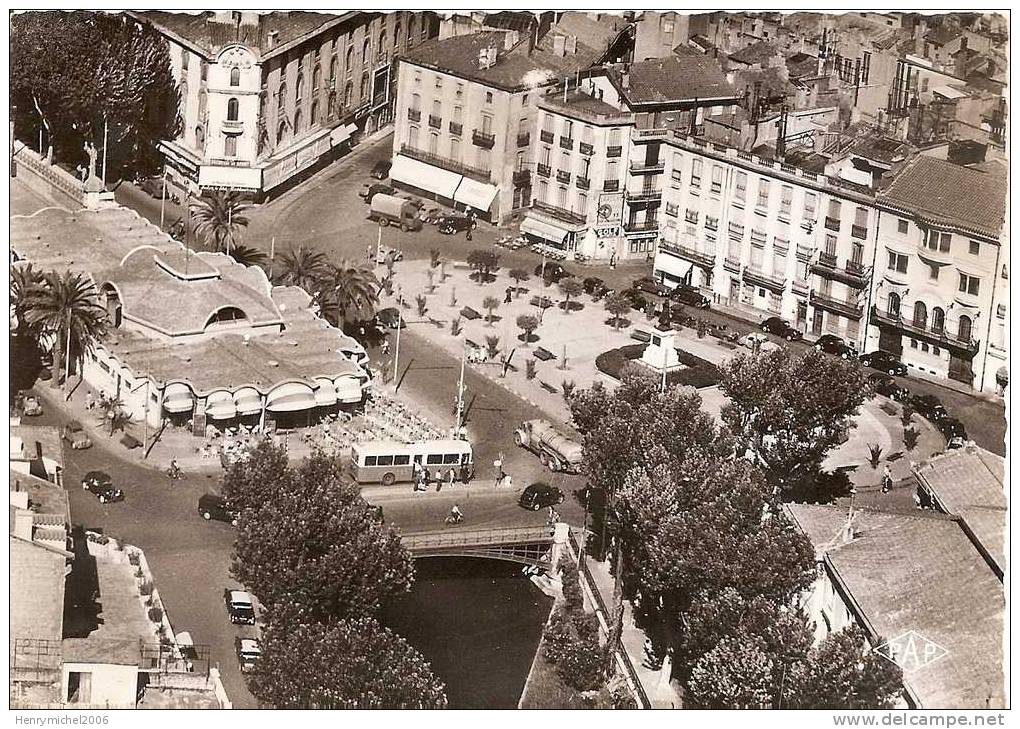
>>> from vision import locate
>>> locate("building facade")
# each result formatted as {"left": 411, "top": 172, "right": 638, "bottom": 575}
{"left": 132, "top": 11, "right": 438, "bottom": 199}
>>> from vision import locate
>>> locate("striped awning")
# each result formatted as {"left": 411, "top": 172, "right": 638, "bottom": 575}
{"left": 205, "top": 390, "right": 237, "bottom": 420}
{"left": 314, "top": 378, "right": 338, "bottom": 407}
{"left": 233, "top": 387, "right": 262, "bottom": 415}
{"left": 520, "top": 216, "right": 569, "bottom": 245}
{"left": 162, "top": 383, "right": 195, "bottom": 413}
{"left": 266, "top": 382, "right": 316, "bottom": 412}
{"left": 334, "top": 376, "right": 364, "bottom": 404}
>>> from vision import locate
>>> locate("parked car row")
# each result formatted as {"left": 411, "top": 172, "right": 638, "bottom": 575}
{"left": 224, "top": 589, "right": 261, "bottom": 673}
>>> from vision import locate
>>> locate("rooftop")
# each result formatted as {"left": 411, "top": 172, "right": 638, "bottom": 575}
{"left": 536, "top": 89, "right": 634, "bottom": 125}
{"left": 609, "top": 51, "right": 737, "bottom": 106}
{"left": 727, "top": 40, "right": 781, "bottom": 67}
{"left": 11, "top": 424, "right": 64, "bottom": 470}
{"left": 10, "top": 469, "right": 70, "bottom": 522}
{"left": 878, "top": 155, "right": 1007, "bottom": 238}
{"left": 787, "top": 504, "right": 1005, "bottom": 710}
{"left": 133, "top": 10, "right": 353, "bottom": 59}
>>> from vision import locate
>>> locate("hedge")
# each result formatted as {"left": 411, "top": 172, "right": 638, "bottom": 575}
{"left": 595, "top": 344, "right": 722, "bottom": 389}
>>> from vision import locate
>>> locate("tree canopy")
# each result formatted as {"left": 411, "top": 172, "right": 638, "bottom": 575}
{"left": 11, "top": 11, "right": 181, "bottom": 178}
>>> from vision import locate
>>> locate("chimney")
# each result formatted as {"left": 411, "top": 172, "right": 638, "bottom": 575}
{"left": 267, "top": 30, "right": 279, "bottom": 49}
{"left": 239, "top": 11, "right": 259, "bottom": 29}
{"left": 14, "top": 509, "right": 33, "bottom": 541}
{"left": 503, "top": 31, "right": 516, "bottom": 52}
{"left": 621, "top": 71, "right": 630, "bottom": 89}
{"left": 565, "top": 35, "right": 577, "bottom": 55}
{"left": 528, "top": 23, "right": 538, "bottom": 56}
{"left": 553, "top": 35, "right": 566, "bottom": 57}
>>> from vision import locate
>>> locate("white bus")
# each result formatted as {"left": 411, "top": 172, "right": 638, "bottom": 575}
{"left": 350, "top": 439, "right": 475, "bottom": 486}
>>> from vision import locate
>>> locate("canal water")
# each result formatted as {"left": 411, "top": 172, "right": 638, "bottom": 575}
{"left": 383, "top": 557, "right": 553, "bottom": 709}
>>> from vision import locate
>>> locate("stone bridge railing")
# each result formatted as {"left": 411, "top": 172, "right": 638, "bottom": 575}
{"left": 401, "top": 524, "right": 566, "bottom": 567}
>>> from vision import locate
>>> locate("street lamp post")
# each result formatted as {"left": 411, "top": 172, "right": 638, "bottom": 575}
{"left": 455, "top": 340, "right": 467, "bottom": 430}
{"left": 159, "top": 169, "right": 168, "bottom": 229}
{"left": 391, "top": 308, "right": 402, "bottom": 390}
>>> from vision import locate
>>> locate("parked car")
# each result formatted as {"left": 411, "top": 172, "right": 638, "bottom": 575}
{"left": 518, "top": 482, "right": 565, "bottom": 511}
{"left": 235, "top": 637, "right": 262, "bottom": 673}
{"left": 814, "top": 334, "right": 857, "bottom": 359}
{"left": 198, "top": 494, "right": 238, "bottom": 525}
{"left": 138, "top": 176, "right": 169, "bottom": 199}
{"left": 375, "top": 245, "right": 405, "bottom": 264}
{"left": 224, "top": 589, "right": 257, "bottom": 625}
{"left": 22, "top": 394, "right": 43, "bottom": 417}
{"left": 937, "top": 417, "right": 968, "bottom": 449}
{"left": 62, "top": 421, "right": 92, "bottom": 450}
{"left": 760, "top": 316, "right": 802, "bottom": 341}
{"left": 739, "top": 332, "right": 781, "bottom": 353}
{"left": 369, "top": 160, "right": 392, "bottom": 180}
{"left": 631, "top": 276, "right": 670, "bottom": 297}
{"left": 534, "top": 262, "right": 572, "bottom": 283}
{"left": 374, "top": 307, "right": 406, "bottom": 329}
{"left": 859, "top": 350, "right": 908, "bottom": 377}
{"left": 360, "top": 183, "right": 395, "bottom": 203}
{"left": 620, "top": 288, "right": 650, "bottom": 312}
{"left": 668, "top": 286, "right": 711, "bottom": 309}
{"left": 81, "top": 471, "right": 124, "bottom": 504}
{"left": 582, "top": 276, "right": 610, "bottom": 299}
{"left": 437, "top": 213, "right": 476, "bottom": 235}
{"left": 910, "top": 393, "right": 949, "bottom": 423}
{"left": 867, "top": 373, "right": 910, "bottom": 401}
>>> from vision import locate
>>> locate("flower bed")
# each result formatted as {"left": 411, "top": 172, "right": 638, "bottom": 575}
{"left": 595, "top": 344, "right": 722, "bottom": 389}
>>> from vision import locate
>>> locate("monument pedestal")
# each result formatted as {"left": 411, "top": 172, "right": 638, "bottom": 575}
{"left": 641, "top": 327, "right": 683, "bottom": 372}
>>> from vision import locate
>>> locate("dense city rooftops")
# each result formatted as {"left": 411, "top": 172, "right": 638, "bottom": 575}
{"left": 878, "top": 155, "right": 1007, "bottom": 238}
{"left": 607, "top": 51, "right": 738, "bottom": 107}
{"left": 726, "top": 40, "right": 781, "bottom": 68}
{"left": 787, "top": 504, "right": 1005, "bottom": 710}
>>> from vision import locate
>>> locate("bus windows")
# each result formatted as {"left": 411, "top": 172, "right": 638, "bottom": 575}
{"left": 443, "top": 453, "right": 460, "bottom": 465}
{"left": 377, "top": 455, "right": 394, "bottom": 466}
{"left": 364, "top": 455, "right": 378, "bottom": 466}
{"left": 426, "top": 454, "right": 443, "bottom": 466}
{"left": 394, "top": 454, "right": 410, "bottom": 466}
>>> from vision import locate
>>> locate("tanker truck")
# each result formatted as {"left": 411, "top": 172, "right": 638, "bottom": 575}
{"left": 513, "top": 419, "right": 583, "bottom": 474}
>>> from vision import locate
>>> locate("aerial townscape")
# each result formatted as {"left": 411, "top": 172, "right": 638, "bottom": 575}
{"left": 7, "top": 9, "right": 1008, "bottom": 717}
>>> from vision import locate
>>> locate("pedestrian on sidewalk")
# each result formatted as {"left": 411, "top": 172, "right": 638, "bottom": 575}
{"left": 446, "top": 467, "right": 456, "bottom": 490}
{"left": 380, "top": 339, "right": 390, "bottom": 356}
{"left": 882, "top": 465, "right": 893, "bottom": 493}
{"left": 84, "top": 391, "right": 95, "bottom": 411}
{"left": 504, "top": 286, "right": 513, "bottom": 304}
{"left": 493, "top": 456, "right": 503, "bottom": 487}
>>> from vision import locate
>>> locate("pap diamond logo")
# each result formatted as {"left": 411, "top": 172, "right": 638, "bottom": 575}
{"left": 875, "top": 630, "right": 948, "bottom": 673}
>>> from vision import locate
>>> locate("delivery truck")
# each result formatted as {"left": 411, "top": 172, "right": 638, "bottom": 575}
{"left": 369, "top": 193, "right": 423, "bottom": 232}
{"left": 513, "top": 419, "right": 583, "bottom": 473}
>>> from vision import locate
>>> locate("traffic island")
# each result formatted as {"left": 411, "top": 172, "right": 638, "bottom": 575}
{"left": 595, "top": 342, "right": 722, "bottom": 390}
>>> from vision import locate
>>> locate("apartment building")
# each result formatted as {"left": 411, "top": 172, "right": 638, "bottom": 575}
{"left": 390, "top": 14, "right": 631, "bottom": 224}
{"left": 867, "top": 156, "right": 1007, "bottom": 391}
{"left": 131, "top": 11, "right": 437, "bottom": 199}
{"left": 633, "top": 12, "right": 690, "bottom": 60}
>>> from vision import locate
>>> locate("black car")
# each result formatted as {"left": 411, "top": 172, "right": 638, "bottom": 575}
{"left": 631, "top": 276, "right": 670, "bottom": 297}
{"left": 519, "top": 482, "right": 565, "bottom": 511}
{"left": 81, "top": 471, "right": 124, "bottom": 504}
{"left": 535, "top": 263, "right": 572, "bottom": 283}
{"left": 868, "top": 373, "right": 910, "bottom": 401}
{"left": 198, "top": 494, "right": 237, "bottom": 525}
{"left": 224, "top": 589, "right": 257, "bottom": 625}
{"left": 910, "top": 393, "right": 948, "bottom": 423}
{"left": 437, "top": 214, "right": 476, "bottom": 235}
{"left": 583, "top": 276, "right": 610, "bottom": 298}
{"left": 370, "top": 160, "right": 392, "bottom": 180}
{"left": 668, "top": 285, "right": 711, "bottom": 309}
{"left": 937, "top": 417, "right": 968, "bottom": 449}
{"left": 374, "top": 307, "right": 406, "bottom": 329}
{"left": 620, "top": 288, "right": 650, "bottom": 312}
{"left": 814, "top": 334, "right": 857, "bottom": 359}
{"left": 859, "top": 350, "right": 908, "bottom": 377}
{"left": 760, "top": 316, "right": 802, "bottom": 341}
{"left": 360, "top": 183, "right": 395, "bottom": 203}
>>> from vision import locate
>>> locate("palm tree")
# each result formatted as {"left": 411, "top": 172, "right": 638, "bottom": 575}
{"left": 192, "top": 190, "right": 250, "bottom": 254}
{"left": 10, "top": 263, "right": 44, "bottom": 339}
{"left": 24, "top": 270, "right": 107, "bottom": 390}
{"left": 226, "top": 245, "right": 268, "bottom": 268}
{"left": 324, "top": 259, "right": 379, "bottom": 325}
{"left": 275, "top": 245, "right": 330, "bottom": 292}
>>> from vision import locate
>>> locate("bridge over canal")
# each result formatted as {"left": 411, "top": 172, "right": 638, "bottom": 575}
{"left": 400, "top": 524, "right": 566, "bottom": 567}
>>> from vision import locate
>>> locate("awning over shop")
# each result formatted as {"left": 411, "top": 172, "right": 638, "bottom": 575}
{"left": 233, "top": 387, "right": 263, "bottom": 416}
{"left": 205, "top": 391, "right": 237, "bottom": 420}
{"left": 198, "top": 165, "right": 262, "bottom": 191}
{"left": 334, "top": 376, "right": 364, "bottom": 404}
{"left": 162, "top": 383, "right": 195, "bottom": 413}
{"left": 266, "top": 382, "right": 316, "bottom": 412}
{"left": 390, "top": 155, "right": 462, "bottom": 199}
{"left": 520, "top": 216, "right": 569, "bottom": 246}
{"left": 330, "top": 123, "right": 359, "bottom": 147}
{"left": 933, "top": 84, "right": 968, "bottom": 100}
{"left": 453, "top": 177, "right": 499, "bottom": 212}
{"left": 656, "top": 255, "right": 695, "bottom": 281}
{"left": 314, "top": 377, "right": 339, "bottom": 407}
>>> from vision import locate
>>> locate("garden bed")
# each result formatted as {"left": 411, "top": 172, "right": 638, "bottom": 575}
{"left": 595, "top": 344, "right": 722, "bottom": 389}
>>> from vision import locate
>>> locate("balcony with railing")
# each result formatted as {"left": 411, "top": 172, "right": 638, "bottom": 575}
{"left": 513, "top": 169, "right": 531, "bottom": 186}
{"left": 576, "top": 176, "right": 590, "bottom": 191}
{"left": 555, "top": 169, "right": 571, "bottom": 184}
{"left": 399, "top": 144, "right": 491, "bottom": 183}
{"left": 810, "top": 290, "right": 863, "bottom": 320}
{"left": 623, "top": 220, "right": 659, "bottom": 235}
{"left": 559, "top": 136, "right": 574, "bottom": 150}
{"left": 743, "top": 266, "right": 787, "bottom": 293}
{"left": 540, "top": 130, "right": 555, "bottom": 144}
{"left": 536, "top": 163, "right": 551, "bottom": 178}
{"left": 870, "top": 306, "right": 979, "bottom": 355}
{"left": 851, "top": 224, "right": 868, "bottom": 239}
{"left": 791, "top": 279, "right": 810, "bottom": 296}
{"left": 407, "top": 108, "right": 421, "bottom": 122}
{"left": 630, "top": 160, "right": 665, "bottom": 175}
{"left": 810, "top": 252, "right": 870, "bottom": 289}
{"left": 625, "top": 188, "right": 662, "bottom": 203}
{"left": 517, "top": 131, "right": 531, "bottom": 148}
{"left": 824, "top": 216, "right": 841, "bottom": 232}
{"left": 579, "top": 141, "right": 594, "bottom": 156}
{"left": 531, "top": 199, "right": 587, "bottom": 227}
{"left": 607, "top": 145, "right": 622, "bottom": 158}
{"left": 428, "top": 114, "right": 442, "bottom": 129}
{"left": 449, "top": 121, "right": 463, "bottom": 136}
{"left": 603, "top": 180, "right": 619, "bottom": 192}
{"left": 659, "top": 240, "right": 716, "bottom": 269}
{"left": 723, "top": 256, "right": 741, "bottom": 273}
{"left": 472, "top": 130, "right": 496, "bottom": 149}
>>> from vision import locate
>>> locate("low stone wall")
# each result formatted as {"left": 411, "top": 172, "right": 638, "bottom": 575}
{"left": 12, "top": 142, "right": 84, "bottom": 209}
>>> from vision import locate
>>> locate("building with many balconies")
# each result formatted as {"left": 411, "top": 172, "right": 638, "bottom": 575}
{"left": 131, "top": 11, "right": 438, "bottom": 199}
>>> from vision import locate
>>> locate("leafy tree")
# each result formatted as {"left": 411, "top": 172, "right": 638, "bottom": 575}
{"left": 687, "top": 636, "right": 774, "bottom": 709}
{"left": 225, "top": 245, "right": 267, "bottom": 268}
{"left": 250, "top": 609, "right": 446, "bottom": 709}
{"left": 558, "top": 278, "right": 584, "bottom": 313}
{"left": 227, "top": 445, "right": 414, "bottom": 621}
{"left": 784, "top": 626, "right": 902, "bottom": 709}
{"left": 604, "top": 293, "right": 631, "bottom": 330}
{"left": 509, "top": 267, "right": 530, "bottom": 295}
{"left": 482, "top": 296, "right": 500, "bottom": 325}
{"left": 466, "top": 249, "right": 499, "bottom": 284}
{"left": 516, "top": 313, "right": 539, "bottom": 345}
{"left": 719, "top": 348, "right": 869, "bottom": 499}
{"left": 10, "top": 263, "right": 45, "bottom": 340}
{"left": 10, "top": 11, "right": 181, "bottom": 177}
{"left": 193, "top": 191, "right": 249, "bottom": 254}
{"left": 275, "top": 245, "right": 329, "bottom": 292}
{"left": 24, "top": 270, "right": 107, "bottom": 389}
